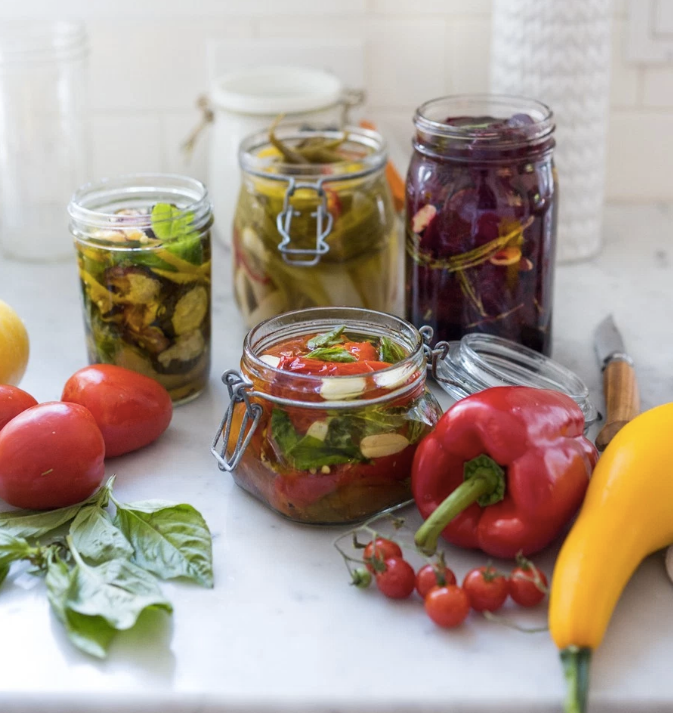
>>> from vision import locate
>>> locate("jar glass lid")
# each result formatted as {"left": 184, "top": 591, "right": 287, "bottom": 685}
{"left": 432, "top": 333, "right": 599, "bottom": 426}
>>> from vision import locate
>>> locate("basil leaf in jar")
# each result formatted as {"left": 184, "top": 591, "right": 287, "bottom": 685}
{"left": 113, "top": 499, "right": 214, "bottom": 588}
{"left": 305, "top": 346, "right": 357, "bottom": 363}
{"left": 306, "top": 326, "right": 346, "bottom": 350}
{"left": 271, "top": 409, "right": 363, "bottom": 470}
{"left": 151, "top": 203, "right": 203, "bottom": 265}
{"left": 378, "top": 336, "right": 406, "bottom": 364}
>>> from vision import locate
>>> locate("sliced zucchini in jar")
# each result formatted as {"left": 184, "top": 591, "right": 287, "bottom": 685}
{"left": 172, "top": 286, "right": 209, "bottom": 335}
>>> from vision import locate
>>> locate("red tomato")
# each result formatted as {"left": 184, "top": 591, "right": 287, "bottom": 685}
{"left": 509, "top": 564, "right": 548, "bottom": 607}
{"left": 424, "top": 585, "right": 471, "bottom": 628}
{"left": 363, "top": 537, "right": 403, "bottom": 573}
{"left": 375, "top": 557, "right": 415, "bottom": 599}
{"left": 463, "top": 566, "right": 509, "bottom": 612}
{"left": 416, "top": 562, "right": 457, "bottom": 598}
{"left": 61, "top": 365, "right": 172, "bottom": 458}
{"left": 0, "top": 402, "right": 105, "bottom": 509}
{"left": 0, "top": 385, "right": 37, "bottom": 431}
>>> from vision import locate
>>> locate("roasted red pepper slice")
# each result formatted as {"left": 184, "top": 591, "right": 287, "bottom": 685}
{"left": 412, "top": 386, "right": 598, "bottom": 559}
{"left": 278, "top": 356, "right": 390, "bottom": 376}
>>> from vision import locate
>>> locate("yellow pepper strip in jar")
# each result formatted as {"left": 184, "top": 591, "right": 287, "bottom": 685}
{"left": 549, "top": 402, "right": 673, "bottom": 713}
{"left": 154, "top": 249, "right": 210, "bottom": 276}
{"left": 151, "top": 268, "right": 210, "bottom": 285}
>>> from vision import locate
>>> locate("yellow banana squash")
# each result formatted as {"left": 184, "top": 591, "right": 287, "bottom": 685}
{"left": 549, "top": 402, "right": 673, "bottom": 713}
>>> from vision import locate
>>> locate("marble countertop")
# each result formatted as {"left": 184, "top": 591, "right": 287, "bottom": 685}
{"left": 0, "top": 203, "right": 672, "bottom": 713}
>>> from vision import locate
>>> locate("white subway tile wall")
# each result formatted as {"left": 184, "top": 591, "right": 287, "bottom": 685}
{"left": 3, "top": 0, "right": 670, "bottom": 201}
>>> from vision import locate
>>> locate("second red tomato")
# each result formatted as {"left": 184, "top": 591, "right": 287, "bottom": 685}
{"left": 62, "top": 365, "right": 172, "bottom": 457}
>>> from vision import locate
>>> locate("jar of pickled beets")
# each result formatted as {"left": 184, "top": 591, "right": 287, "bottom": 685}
{"left": 211, "top": 307, "right": 442, "bottom": 524}
{"left": 405, "top": 95, "right": 557, "bottom": 355}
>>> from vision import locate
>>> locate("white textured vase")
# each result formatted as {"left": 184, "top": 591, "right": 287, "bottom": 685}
{"left": 490, "top": 0, "right": 612, "bottom": 263}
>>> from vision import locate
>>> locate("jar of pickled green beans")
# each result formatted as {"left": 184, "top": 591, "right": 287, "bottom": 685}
{"left": 232, "top": 125, "right": 397, "bottom": 327}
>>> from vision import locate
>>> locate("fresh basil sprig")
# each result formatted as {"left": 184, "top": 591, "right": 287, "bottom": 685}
{"left": 305, "top": 346, "right": 357, "bottom": 363}
{"left": 0, "top": 477, "right": 213, "bottom": 658}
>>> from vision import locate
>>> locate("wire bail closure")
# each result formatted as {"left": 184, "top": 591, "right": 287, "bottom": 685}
{"left": 420, "top": 325, "right": 458, "bottom": 390}
{"left": 211, "top": 370, "right": 262, "bottom": 472}
{"left": 276, "top": 179, "right": 333, "bottom": 267}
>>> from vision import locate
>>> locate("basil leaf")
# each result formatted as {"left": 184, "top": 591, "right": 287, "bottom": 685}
{"left": 45, "top": 555, "right": 108, "bottom": 657}
{"left": 113, "top": 501, "right": 213, "bottom": 588}
{"left": 66, "top": 557, "right": 173, "bottom": 629}
{"left": 0, "top": 478, "right": 115, "bottom": 540}
{"left": 306, "top": 325, "right": 346, "bottom": 350}
{"left": 406, "top": 418, "right": 428, "bottom": 444}
{"left": 151, "top": 203, "right": 202, "bottom": 264}
{"left": 271, "top": 409, "right": 363, "bottom": 470}
{"left": 305, "top": 346, "right": 357, "bottom": 363}
{"left": 290, "top": 436, "right": 362, "bottom": 470}
{"left": 0, "top": 564, "right": 9, "bottom": 588}
{"left": 70, "top": 506, "right": 133, "bottom": 565}
{"left": 46, "top": 552, "right": 118, "bottom": 659}
{"left": 271, "top": 408, "right": 300, "bottom": 454}
{"left": 378, "top": 336, "right": 406, "bottom": 364}
{"left": 0, "top": 531, "right": 35, "bottom": 568}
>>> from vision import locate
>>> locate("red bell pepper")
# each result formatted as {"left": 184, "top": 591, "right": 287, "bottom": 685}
{"left": 412, "top": 386, "right": 598, "bottom": 559}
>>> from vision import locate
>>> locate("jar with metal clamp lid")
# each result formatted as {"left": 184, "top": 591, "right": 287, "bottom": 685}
{"left": 232, "top": 125, "right": 397, "bottom": 327}
{"left": 211, "top": 307, "right": 442, "bottom": 524}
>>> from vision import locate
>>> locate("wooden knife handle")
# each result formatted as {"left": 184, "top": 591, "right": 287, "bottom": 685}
{"left": 595, "top": 360, "right": 639, "bottom": 451}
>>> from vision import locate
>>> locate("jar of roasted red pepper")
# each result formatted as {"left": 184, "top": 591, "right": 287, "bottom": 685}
{"left": 211, "top": 307, "right": 442, "bottom": 524}
{"left": 405, "top": 95, "right": 557, "bottom": 355}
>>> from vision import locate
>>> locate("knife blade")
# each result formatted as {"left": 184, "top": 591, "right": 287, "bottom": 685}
{"left": 593, "top": 315, "right": 639, "bottom": 451}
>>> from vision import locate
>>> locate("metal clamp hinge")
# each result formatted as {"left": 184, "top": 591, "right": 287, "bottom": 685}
{"left": 276, "top": 180, "right": 333, "bottom": 267}
{"left": 420, "top": 325, "right": 456, "bottom": 389}
{"left": 211, "top": 370, "right": 262, "bottom": 472}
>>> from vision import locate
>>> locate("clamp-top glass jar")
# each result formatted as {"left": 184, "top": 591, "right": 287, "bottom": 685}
{"left": 233, "top": 125, "right": 397, "bottom": 327}
{"left": 405, "top": 95, "right": 557, "bottom": 355}
{"left": 68, "top": 174, "right": 213, "bottom": 404}
{"left": 212, "top": 307, "right": 442, "bottom": 524}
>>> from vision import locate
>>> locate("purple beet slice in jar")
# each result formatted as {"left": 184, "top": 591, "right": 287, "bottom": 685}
{"left": 405, "top": 95, "right": 557, "bottom": 355}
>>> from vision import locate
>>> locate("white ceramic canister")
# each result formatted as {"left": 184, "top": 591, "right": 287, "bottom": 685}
{"left": 207, "top": 65, "right": 357, "bottom": 248}
{"left": 490, "top": 0, "right": 612, "bottom": 263}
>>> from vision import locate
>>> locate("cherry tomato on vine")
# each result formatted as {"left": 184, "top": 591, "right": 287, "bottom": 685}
{"left": 363, "top": 537, "right": 402, "bottom": 573}
{"left": 509, "top": 563, "right": 548, "bottom": 607}
{"left": 375, "top": 557, "right": 415, "bottom": 599}
{"left": 416, "top": 562, "right": 457, "bottom": 599}
{"left": 0, "top": 384, "right": 37, "bottom": 431}
{"left": 463, "top": 566, "right": 509, "bottom": 612}
{"left": 424, "top": 585, "right": 470, "bottom": 628}
{"left": 0, "top": 402, "right": 105, "bottom": 509}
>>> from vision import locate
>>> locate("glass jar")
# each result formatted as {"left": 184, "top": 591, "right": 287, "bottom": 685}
{"left": 424, "top": 330, "right": 599, "bottom": 430}
{"left": 0, "top": 22, "right": 89, "bottom": 261}
{"left": 405, "top": 95, "right": 557, "bottom": 355}
{"left": 233, "top": 125, "right": 397, "bottom": 328}
{"left": 68, "top": 174, "right": 213, "bottom": 404}
{"left": 211, "top": 307, "right": 442, "bottom": 524}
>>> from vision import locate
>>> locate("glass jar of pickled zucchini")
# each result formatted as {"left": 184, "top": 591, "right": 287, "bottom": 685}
{"left": 68, "top": 174, "right": 213, "bottom": 404}
{"left": 211, "top": 307, "right": 443, "bottom": 524}
{"left": 233, "top": 125, "right": 398, "bottom": 327}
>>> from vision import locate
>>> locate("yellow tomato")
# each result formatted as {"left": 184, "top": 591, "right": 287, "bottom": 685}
{"left": 0, "top": 299, "right": 29, "bottom": 385}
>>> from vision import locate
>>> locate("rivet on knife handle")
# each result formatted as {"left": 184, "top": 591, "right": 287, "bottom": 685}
{"left": 595, "top": 359, "right": 639, "bottom": 451}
